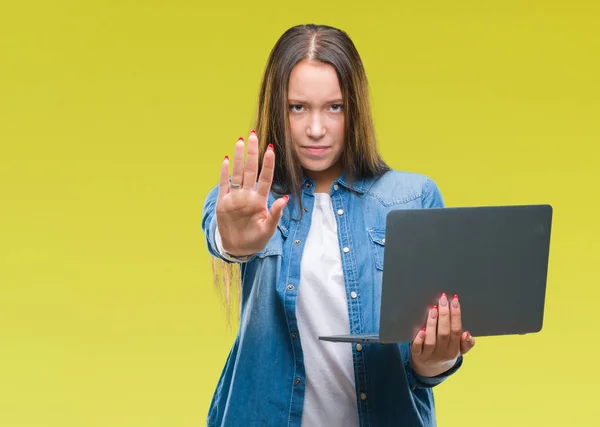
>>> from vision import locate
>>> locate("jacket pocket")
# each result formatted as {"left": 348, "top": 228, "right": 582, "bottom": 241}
{"left": 367, "top": 228, "right": 386, "bottom": 270}
{"left": 256, "top": 229, "right": 284, "bottom": 258}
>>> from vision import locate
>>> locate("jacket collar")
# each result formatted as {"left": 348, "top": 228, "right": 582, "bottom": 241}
{"left": 301, "top": 170, "right": 375, "bottom": 195}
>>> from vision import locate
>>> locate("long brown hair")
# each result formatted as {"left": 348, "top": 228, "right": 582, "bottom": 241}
{"left": 214, "top": 24, "right": 389, "bottom": 324}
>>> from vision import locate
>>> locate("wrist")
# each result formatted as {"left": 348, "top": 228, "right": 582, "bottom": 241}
{"left": 214, "top": 219, "right": 254, "bottom": 261}
{"left": 410, "top": 356, "right": 458, "bottom": 378}
{"left": 223, "top": 249, "right": 253, "bottom": 260}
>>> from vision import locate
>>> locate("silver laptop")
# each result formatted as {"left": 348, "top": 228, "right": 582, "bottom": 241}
{"left": 319, "top": 204, "right": 553, "bottom": 344}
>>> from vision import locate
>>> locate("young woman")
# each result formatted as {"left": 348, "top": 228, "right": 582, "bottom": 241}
{"left": 202, "top": 24, "right": 476, "bottom": 427}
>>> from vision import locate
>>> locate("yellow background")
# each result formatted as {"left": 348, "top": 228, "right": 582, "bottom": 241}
{"left": 1, "top": 1, "right": 598, "bottom": 425}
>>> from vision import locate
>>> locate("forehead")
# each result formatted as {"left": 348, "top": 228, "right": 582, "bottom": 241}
{"left": 288, "top": 59, "right": 342, "bottom": 102}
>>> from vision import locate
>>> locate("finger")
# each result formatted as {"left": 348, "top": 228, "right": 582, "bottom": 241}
{"left": 449, "top": 294, "right": 463, "bottom": 350}
{"left": 243, "top": 131, "right": 259, "bottom": 190}
{"left": 231, "top": 137, "right": 245, "bottom": 187}
{"left": 460, "top": 331, "right": 476, "bottom": 355}
{"left": 218, "top": 155, "right": 230, "bottom": 200}
{"left": 422, "top": 306, "right": 438, "bottom": 356}
{"left": 256, "top": 144, "right": 275, "bottom": 198}
{"left": 437, "top": 293, "right": 451, "bottom": 349}
{"left": 410, "top": 328, "right": 426, "bottom": 357}
{"left": 265, "top": 195, "right": 289, "bottom": 232}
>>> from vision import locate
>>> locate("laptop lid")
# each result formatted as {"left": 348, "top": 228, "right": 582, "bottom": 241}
{"left": 378, "top": 204, "right": 553, "bottom": 343}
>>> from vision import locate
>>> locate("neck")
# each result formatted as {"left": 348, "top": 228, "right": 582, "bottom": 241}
{"left": 305, "top": 164, "right": 343, "bottom": 193}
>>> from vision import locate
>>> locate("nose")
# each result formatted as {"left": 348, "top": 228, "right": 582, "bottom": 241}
{"left": 306, "top": 112, "right": 326, "bottom": 139}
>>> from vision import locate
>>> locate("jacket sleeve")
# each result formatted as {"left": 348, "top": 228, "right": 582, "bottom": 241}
{"left": 201, "top": 183, "right": 256, "bottom": 264}
{"left": 421, "top": 176, "right": 445, "bottom": 209}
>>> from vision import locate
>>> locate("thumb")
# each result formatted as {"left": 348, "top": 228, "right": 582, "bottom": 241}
{"left": 265, "top": 195, "right": 289, "bottom": 232}
{"left": 460, "top": 331, "right": 475, "bottom": 355}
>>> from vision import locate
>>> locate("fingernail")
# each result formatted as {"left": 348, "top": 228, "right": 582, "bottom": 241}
{"left": 452, "top": 295, "right": 459, "bottom": 308}
{"left": 440, "top": 293, "right": 448, "bottom": 307}
{"left": 283, "top": 195, "right": 289, "bottom": 202}
{"left": 466, "top": 331, "right": 471, "bottom": 341}
{"left": 238, "top": 137, "right": 244, "bottom": 142}
{"left": 224, "top": 155, "right": 229, "bottom": 161}
{"left": 430, "top": 306, "right": 438, "bottom": 319}
{"left": 251, "top": 129, "right": 256, "bottom": 135}
{"left": 268, "top": 144, "right": 274, "bottom": 150}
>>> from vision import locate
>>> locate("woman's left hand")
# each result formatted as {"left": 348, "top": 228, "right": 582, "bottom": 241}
{"left": 410, "top": 293, "right": 476, "bottom": 378}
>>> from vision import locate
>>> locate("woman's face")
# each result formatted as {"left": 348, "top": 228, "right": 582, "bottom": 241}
{"left": 287, "top": 59, "right": 345, "bottom": 183}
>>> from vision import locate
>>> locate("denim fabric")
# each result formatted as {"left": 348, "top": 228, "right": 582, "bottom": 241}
{"left": 201, "top": 170, "right": 463, "bottom": 427}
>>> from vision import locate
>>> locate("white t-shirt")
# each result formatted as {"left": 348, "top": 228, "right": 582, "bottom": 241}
{"left": 296, "top": 193, "right": 359, "bottom": 426}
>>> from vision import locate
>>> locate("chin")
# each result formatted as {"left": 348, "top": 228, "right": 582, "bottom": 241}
{"left": 301, "top": 159, "right": 336, "bottom": 173}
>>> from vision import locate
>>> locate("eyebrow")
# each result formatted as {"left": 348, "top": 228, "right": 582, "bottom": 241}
{"left": 288, "top": 98, "right": 344, "bottom": 104}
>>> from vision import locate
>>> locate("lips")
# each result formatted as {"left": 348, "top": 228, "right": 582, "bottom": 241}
{"left": 303, "top": 146, "right": 329, "bottom": 156}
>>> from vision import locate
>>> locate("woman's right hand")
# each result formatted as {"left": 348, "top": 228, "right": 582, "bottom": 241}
{"left": 216, "top": 130, "right": 289, "bottom": 257}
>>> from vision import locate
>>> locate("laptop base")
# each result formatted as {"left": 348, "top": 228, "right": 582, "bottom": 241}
{"left": 319, "top": 333, "right": 381, "bottom": 343}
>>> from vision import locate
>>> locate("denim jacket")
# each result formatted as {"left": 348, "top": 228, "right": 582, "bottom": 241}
{"left": 201, "top": 170, "right": 463, "bottom": 427}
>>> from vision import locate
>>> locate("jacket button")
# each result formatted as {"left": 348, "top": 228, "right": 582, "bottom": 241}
{"left": 294, "top": 240, "right": 301, "bottom": 245}
{"left": 343, "top": 247, "right": 350, "bottom": 253}
{"left": 291, "top": 332, "right": 297, "bottom": 339}
{"left": 287, "top": 284, "right": 294, "bottom": 291}
{"left": 337, "top": 209, "right": 344, "bottom": 215}
{"left": 360, "top": 392, "right": 367, "bottom": 400}
{"left": 356, "top": 344, "right": 363, "bottom": 351}
{"left": 294, "top": 378, "right": 301, "bottom": 385}
{"left": 350, "top": 291, "right": 358, "bottom": 299}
